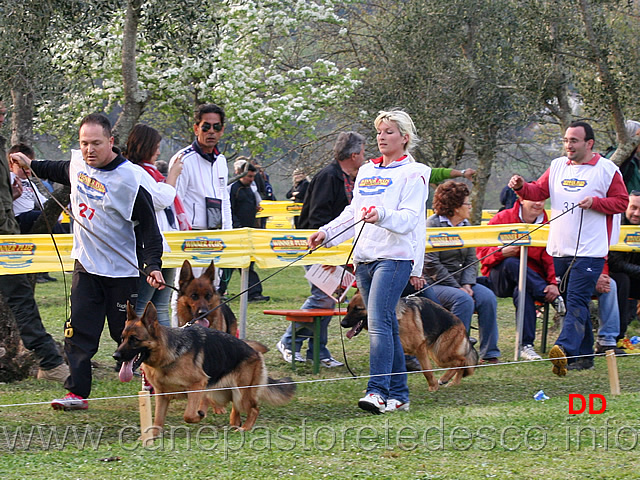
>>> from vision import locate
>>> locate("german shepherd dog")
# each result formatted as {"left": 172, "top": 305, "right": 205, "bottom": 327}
{"left": 177, "top": 259, "right": 237, "bottom": 335}
{"left": 114, "top": 302, "right": 295, "bottom": 432}
{"left": 341, "top": 292, "right": 478, "bottom": 391}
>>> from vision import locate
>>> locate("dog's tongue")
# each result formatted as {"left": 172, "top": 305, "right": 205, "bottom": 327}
{"left": 119, "top": 359, "right": 134, "bottom": 383}
{"left": 346, "top": 325, "right": 358, "bottom": 339}
{"left": 196, "top": 318, "right": 210, "bottom": 328}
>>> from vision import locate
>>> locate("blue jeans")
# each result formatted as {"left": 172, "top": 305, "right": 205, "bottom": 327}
{"left": 279, "top": 265, "right": 334, "bottom": 360}
{"left": 431, "top": 283, "right": 500, "bottom": 359}
{"left": 356, "top": 260, "right": 412, "bottom": 403}
{"left": 136, "top": 267, "right": 176, "bottom": 327}
{"left": 488, "top": 257, "right": 549, "bottom": 346}
{"left": 554, "top": 257, "right": 604, "bottom": 358}
{"left": 594, "top": 277, "right": 620, "bottom": 347}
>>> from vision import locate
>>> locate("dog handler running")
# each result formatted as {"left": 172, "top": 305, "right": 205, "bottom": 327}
{"left": 11, "top": 114, "right": 164, "bottom": 410}
{"left": 308, "top": 110, "right": 429, "bottom": 414}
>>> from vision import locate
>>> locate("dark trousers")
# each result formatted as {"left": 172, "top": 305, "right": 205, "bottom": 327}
{"left": 609, "top": 271, "right": 638, "bottom": 339}
{"left": 554, "top": 257, "right": 604, "bottom": 358}
{"left": 0, "top": 273, "right": 64, "bottom": 370}
{"left": 64, "top": 261, "right": 138, "bottom": 398}
{"left": 218, "top": 262, "right": 262, "bottom": 298}
{"left": 488, "top": 257, "right": 550, "bottom": 346}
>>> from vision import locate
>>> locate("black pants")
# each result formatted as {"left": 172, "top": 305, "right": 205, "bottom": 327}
{"left": 218, "top": 262, "right": 262, "bottom": 298}
{"left": 64, "top": 261, "right": 138, "bottom": 398}
{"left": 609, "top": 271, "right": 637, "bottom": 340}
{"left": 0, "top": 273, "right": 64, "bottom": 370}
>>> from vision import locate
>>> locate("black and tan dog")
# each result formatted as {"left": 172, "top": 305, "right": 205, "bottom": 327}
{"left": 177, "top": 259, "right": 237, "bottom": 334}
{"left": 114, "top": 302, "right": 295, "bottom": 432}
{"left": 341, "top": 291, "right": 478, "bottom": 391}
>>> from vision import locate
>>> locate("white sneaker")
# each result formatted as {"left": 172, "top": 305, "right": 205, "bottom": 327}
{"left": 520, "top": 344, "right": 542, "bottom": 361}
{"left": 385, "top": 398, "right": 410, "bottom": 412}
{"left": 276, "top": 341, "right": 306, "bottom": 363}
{"left": 358, "top": 393, "right": 386, "bottom": 414}
{"left": 320, "top": 357, "right": 344, "bottom": 368}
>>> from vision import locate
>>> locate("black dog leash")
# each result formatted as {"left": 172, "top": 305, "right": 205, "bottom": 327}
{"left": 21, "top": 165, "right": 178, "bottom": 292}
{"left": 181, "top": 218, "right": 366, "bottom": 327}
{"left": 407, "top": 204, "right": 580, "bottom": 298}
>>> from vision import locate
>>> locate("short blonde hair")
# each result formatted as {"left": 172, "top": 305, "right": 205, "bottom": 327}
{"left": 374, "top": 109, "right": 419, "bottom": 153}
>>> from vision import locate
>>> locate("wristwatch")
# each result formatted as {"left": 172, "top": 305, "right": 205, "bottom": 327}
{"left": 460, "top": 169, "right": 466, "bottom": 177}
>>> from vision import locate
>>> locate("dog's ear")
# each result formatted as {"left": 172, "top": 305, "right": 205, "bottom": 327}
{"left": 179, "top": 259, "right": 195, "bottom": 291}
{"left": 202, "top": 261, "right": 216, "bottom": 283}
{"left": 126, "top": 301, "right": 138, "bottom": 321}
{"left": 140, "top": 301, "right": 159, "bottom": 329}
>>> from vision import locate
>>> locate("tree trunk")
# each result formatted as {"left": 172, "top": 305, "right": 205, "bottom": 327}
{"left": 0, "top": 292, "right": 35, "bottom": 382}
{"left": 112, "top": 0, "right": 149, "bottom": 148}
{"left": 30, "top": 184, "right": 71, "bottom": 234}
{"left": 10, "top": 88, "right": 34, "bottom": 146}
{"left": 469, "top": 129, "right": 498, "bottom": 226}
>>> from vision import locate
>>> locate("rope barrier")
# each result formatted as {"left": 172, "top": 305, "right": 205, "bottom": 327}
{"left": 2, "top": 351, "right": 638, "bottom": 409}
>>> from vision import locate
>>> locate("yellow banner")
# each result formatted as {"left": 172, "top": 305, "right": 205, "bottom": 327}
{"left": 1, "top": 224, "right": 638, "bottom": 274}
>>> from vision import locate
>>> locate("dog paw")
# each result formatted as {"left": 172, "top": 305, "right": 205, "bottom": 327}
{"left": 428, "top": 384, "right": 439, "bottom": 392}
{"left": 213, "top": 406, "right": 227, "bottom": 415}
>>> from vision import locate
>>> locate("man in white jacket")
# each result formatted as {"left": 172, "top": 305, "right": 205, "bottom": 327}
{"left": 169, "top": 104, "right": 232, "bottom": 322}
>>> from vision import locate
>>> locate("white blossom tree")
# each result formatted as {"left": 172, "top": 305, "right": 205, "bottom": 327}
{"left": 37, "top": 0, "right": 361, "bottom": 155}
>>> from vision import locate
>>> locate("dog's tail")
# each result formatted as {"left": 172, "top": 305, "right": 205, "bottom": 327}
{"left": 244, "top": 339, "right": 269, "bottom": 354}
{"left": 261, "top": 377, "right": 296, "bottom": 406}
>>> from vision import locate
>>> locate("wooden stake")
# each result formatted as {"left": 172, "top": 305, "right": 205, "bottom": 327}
{"left": 606, "top": 350, "right": 621, "bottom": 396}
{"left": 138, "top": 390, "right": 154, "bottom": 446}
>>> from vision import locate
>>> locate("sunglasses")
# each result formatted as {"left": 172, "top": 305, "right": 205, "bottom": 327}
{"left": 200, "top": 122, "right": 223, "bottom": 133}
{"left": 631, "top": 190, "right": 640, "bottom": 196}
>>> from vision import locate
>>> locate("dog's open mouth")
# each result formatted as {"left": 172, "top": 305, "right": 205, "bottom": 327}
{"left": 346, "top": 319, "right": 365, "bottom": 339}
{"left": 118, "top": 353, "right": 146, "bottom": 383}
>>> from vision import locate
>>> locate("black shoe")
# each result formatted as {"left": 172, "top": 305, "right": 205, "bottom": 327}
{"left": 594, "top": 342, "right": 625, "bottom": 355}
{"left": 248, "top": 295, "right": 270, "bottom": 303}
{"left": 567, "top": 358, "right": 594, "bottom": 371}
{"left": 36, "top": 273, "right": 57, "bottom": 283}
{"left": 404, "top": 356, "right": 421, "bottom": 372}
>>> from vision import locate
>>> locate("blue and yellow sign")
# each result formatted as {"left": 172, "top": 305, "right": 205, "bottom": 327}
{"left": 181, "top": 236, "right": 226, "bottom": 265}
{"left": 498, "top": 229, "right": 531, "bottom": 246}
{"left": 428, "top": 233, "right": 464, "bottom": 249}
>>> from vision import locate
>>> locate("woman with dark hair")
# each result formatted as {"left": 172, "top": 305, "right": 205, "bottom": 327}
{"left": 124, "top": 124, "right": 188, "bottom": 326}
{"left": 424, "top": 181, "right": 501, "bottom": 363}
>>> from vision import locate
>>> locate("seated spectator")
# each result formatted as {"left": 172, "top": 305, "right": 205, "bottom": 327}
{"left": 8, "top": 144, "right": 65, "bottom": 235}
{"left": 424, "top": 181, "right": 500, "bottom": 363}
{"left": 9, "top": 144, "right": 63, "bottom": 283}
{"left": 609, "top": 191, "right": 640, "bottom": 341}
{"left": 477, "top": 198, "right": 561, "bottom": 360}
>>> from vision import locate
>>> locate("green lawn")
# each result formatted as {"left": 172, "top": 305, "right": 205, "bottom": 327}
{"left": 2, "top": 267, "right": 640, "bottom": 479}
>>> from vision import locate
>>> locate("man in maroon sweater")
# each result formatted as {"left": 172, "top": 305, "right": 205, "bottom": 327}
{"left": 477, "top": 198, "right": 561, "bottom": 360}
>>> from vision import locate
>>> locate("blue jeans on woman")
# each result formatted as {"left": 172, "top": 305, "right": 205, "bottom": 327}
{"left": 356, "top": 259, "right": 412, "bottom": 403}
{"left": 430, "top": 283, "right": 500, "bottom": 360}
{"left": 136, "top": 267, "right": 176, "bottom": 327}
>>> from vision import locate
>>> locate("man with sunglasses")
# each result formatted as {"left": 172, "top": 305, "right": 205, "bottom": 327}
{"left": 169, "top": 103, "right": 231, "bottom": 232}
{"left": 168, "top": 104, "right": 232, "bottom": 320}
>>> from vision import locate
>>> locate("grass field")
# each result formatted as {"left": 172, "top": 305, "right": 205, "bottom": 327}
{"left": 2, "top": 266, "right": 640, "bottom": 479}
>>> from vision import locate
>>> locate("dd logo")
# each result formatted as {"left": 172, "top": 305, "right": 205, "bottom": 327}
{"left": 569, "top": 393, "right": 607, "bottom": 414}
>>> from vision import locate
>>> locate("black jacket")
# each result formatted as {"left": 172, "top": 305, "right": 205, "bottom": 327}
{"left": 297, "top": 161, "right": 351, "bottom": 229}
{"left": 229, "top": 181, "right": 257, "bottom": 228}
{"left": 609, "top": 214, "right": 640, "bottom": 279}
